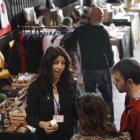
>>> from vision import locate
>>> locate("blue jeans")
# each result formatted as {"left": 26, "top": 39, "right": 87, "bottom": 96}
{"left": 83, "top": 68, "right": 114, "bottom": 123}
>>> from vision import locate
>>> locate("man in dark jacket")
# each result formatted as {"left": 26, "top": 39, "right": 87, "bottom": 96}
{"left": 65, "top": 6, "right": 114, "bottom": 123}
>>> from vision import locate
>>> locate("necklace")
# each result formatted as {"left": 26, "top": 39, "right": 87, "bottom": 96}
{"left": 53, "top": 84, "right": 57, "bottom": 90}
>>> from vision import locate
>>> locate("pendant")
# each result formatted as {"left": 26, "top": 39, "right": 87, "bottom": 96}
{"left": 53, "top": 84, "right": 57, "bottom": 90}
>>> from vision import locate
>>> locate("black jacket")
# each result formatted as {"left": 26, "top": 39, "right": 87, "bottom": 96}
{"left": 26, "top": 80, "right": 80, "bottom": 140}
{"left": 65, "top": 23, "right": 114, "bottom": 70}
{"left": 7, "top": 34, "right": 21, "bottom": 75}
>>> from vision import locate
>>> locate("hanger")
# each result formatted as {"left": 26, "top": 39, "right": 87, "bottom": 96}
{"left": 31, "top": 26, "right": 36, "bottom": 35}
{"left": 52, "top": 29, "right": 56, "bottom": 36}
{"left": 50, "top": 27, "right": 53, "bottom": 35}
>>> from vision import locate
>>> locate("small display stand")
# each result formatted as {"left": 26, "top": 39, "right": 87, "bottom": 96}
{"left": 12, "top": 83, "right": 30, "bottom": 90}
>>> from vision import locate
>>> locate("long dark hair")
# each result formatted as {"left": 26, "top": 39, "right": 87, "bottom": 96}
{"left": 76, "top": 93, "right": 118, "bottom": 137}
{"left": 37, "top": 46, "right": 76, "bottom": 92}
{"left": 63, "top": 38, "right": 78, "bottom": 64}
{"left": 63, "top": 37, "right": 78, "bottom": 55}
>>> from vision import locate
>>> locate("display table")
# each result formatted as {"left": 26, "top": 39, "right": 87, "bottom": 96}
{"left": 104, "top": 13, "right": 140, "bottom": 49}
{"left": 125, "top": 7, "right": 140, "bottom": 18}
{"left": 12, "top": 83, "right": 30, "bottom": 90}
{"left": 0, "top": 127, "right": 35, "bottom": 140}
{"left": 110, "top": 27, "right": 133, "bottom": 59}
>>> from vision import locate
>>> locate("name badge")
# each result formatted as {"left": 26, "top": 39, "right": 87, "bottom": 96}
{"left": 53, "top": 115, "right": 64, "bottom": 123}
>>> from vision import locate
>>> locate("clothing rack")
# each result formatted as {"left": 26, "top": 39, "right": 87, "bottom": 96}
{"left": 12, "top": 25, "right": 74, "bottom": 74}
{"left": 7, "top": 24, "right": 81, "bottom": 75}
{"left": 18, "top": 25, "right": 75, "bottom": 35}
{"left": 20, "top": 25, "right": 75, "bottom": 29}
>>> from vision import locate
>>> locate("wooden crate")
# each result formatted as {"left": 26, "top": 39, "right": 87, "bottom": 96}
{"left": 0, "top": 99, "right": 7, "bottom": 113}
{"left": 9, "top": 112, "right": 26, "bottom": 123}
{"left": 7, "top": 97, "right": 15, "bottom": 102}
{"left": 12, "top": 83, "right": 29, "bottom": 90}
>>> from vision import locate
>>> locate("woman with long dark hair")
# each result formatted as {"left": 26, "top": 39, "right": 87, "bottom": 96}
{"left": 63, "top": 39, "right": 80, "bottom": 78}
{"left": 26, "top": 46, "right": 80, "bottom": 140}
{"left": 71, "top": 93, "right": 131, "bottom": 140}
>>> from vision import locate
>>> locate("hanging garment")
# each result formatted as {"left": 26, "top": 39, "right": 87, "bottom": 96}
{"left": 4, "top": 0, "right": 13, "bottom": 21}
{"left": 34, "top": 35, "right": 44, "bottom": 73}
{"left": 19, "top": 34, "right": 27, "bottom": 73}
{"left": 53, "top": 34, "right": 64, "bottom": 47}
{"left": 28, "top": 34, "right": 37, "bottom": 73}
{"left": 28, "top": 34, "right": 44, "bottom": 73}
{"left": 23, "top": 34, "right": 31, "bottom": 72}
{"left": 7, "top": 33, "right": 21, "bottom": 75}
{"left": 0, "top": 20, "right": 11, "bottom": 37}
{"left": 0, "top": 0, "right": 9, "bottom": 28}
{"left": 43, "top": 35, "right": 53, "bottom": 54}
{"left": 60, "top": 32, "right": 72, "bottom": 47}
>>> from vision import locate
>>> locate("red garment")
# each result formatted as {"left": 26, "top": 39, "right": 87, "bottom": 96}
{"left": 0, "top": 21, "right": 11, "bottom": 37}
{"left": 19, "top": 34, "right": 26, "bottom": 73}
{"left": 121, "top": 93, "right": 140, "bottom": 140}
{"left": 1, "top": 4, "right": 5, "bottom": 13}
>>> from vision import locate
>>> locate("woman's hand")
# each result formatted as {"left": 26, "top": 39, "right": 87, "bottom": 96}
{"left": 39, "top": 121, "right": 58, "bottom": 134}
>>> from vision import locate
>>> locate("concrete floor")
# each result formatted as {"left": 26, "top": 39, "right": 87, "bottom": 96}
{"left": 78, "top": 40, "right": 140, "bottom": 130}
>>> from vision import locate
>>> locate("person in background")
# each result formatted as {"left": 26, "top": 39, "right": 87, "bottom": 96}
{"left": 111, "top": 58, "right": 140, "bottom": 140}
{"left": 63, "top": 40, "right": 80, "bottom": 77}
{"left": 59, "top": 17, "right": 74, "bottom": 35}
{"left": 26, "top": 46, "right": 80, "bottom": 140}
{"left": 62, "top": 17, "right": 73, "bottom": 27}
{"left": 65, "top": 6, "right": 114, "bottom": 123}
{"left": 63, "top": 39, "right": 82, "bottom": 97}
{"left": 80, "top": 0, "right": 95, "bottom": 24}
{"left": 71, "top": 93, "right": 131, "bottom": 140}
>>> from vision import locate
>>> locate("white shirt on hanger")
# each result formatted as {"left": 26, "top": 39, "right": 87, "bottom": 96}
{"left": 53, "top": 34, "right": 64, "bottom": 47}
{"left": 0, "top": 0, "right": 9, "bottom": 28}
{"left": 43, "top": 35, "right": 53, "bottom": 55}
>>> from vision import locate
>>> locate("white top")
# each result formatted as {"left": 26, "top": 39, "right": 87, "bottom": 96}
{"left": 0, "top": 0, "right": 9, "bottom": 28}
{"left": 53, "top": 34, "right": 64, "bottom": 47}
{"left": 43, "top": 35, "right": 53, "bottom": 55}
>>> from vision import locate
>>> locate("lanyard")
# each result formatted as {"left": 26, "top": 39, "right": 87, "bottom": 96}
{"left": 53, "top": 95, "right": 60, "bottom": 115}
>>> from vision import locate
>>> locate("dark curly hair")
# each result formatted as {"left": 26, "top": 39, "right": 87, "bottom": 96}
{"left": 37, "top": 46, "right": 76, "bottom": 92}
